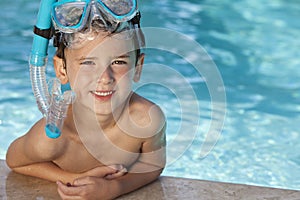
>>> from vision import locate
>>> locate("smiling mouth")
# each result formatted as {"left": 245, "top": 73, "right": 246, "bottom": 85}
{"left": 93, "top": 91, "right": 114, "bottom": 96}
{"left": 92, "top": 90, "right": 115, "bottom": 101}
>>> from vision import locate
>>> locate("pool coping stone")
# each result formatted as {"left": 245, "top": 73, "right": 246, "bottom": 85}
{"left": 1, "top": 160, "right": 299, "bottom": 199}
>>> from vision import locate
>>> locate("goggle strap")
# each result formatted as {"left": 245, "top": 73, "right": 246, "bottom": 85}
{"left": 53, "top": 31, "right": 63, "bottom": 47}
{"left": 33, "top": 25, "right": 53, "bottom": 39}
{"left": 130, "top": 11, "right": 141, "bottom": 28}
{"left": 52, "top": 11, "right": 142, "bottom": 48}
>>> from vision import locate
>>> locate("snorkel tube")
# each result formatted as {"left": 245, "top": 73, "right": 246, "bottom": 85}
{"left": 30, "top": 0, "right": 74, "bottom": 139}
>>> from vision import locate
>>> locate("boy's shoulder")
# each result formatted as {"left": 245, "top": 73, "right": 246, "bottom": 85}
{"left": 129, "top": 92, "right": 165, "bottom": 119}
{"left": 25, "top": 118, "right": 68, "bottom": 160}
{"left": 126, "top": 93, "right": 165, "bottom": 138}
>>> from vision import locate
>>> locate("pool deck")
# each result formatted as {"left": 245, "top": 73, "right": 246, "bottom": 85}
{"left": 0, "top": 160, "right": 299, "bottom": 199}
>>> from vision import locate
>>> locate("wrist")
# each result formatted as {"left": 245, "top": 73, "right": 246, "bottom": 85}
{"left": 60, "top": 172, "right": 81, "bottom": 185}
{"left": 108, "top": 179, "right": 123, "bottom": 199}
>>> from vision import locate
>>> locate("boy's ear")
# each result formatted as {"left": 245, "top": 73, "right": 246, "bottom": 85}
{"left": 53, "top": 55, "right": 69, "bottom": 84}
{"left": 133, "top": 53, "right": 145, "bottom": 82}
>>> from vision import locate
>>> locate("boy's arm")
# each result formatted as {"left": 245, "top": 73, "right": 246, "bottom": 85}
{"left": 11, "top": 162, "right": 123, "bottom": 184}
{"left": 112, "top": 122, "right": 166, "bottom": 197}
{"left": 6, "top": 119, "right": 126, "bottom": 184}
{"left": 11, "top": 162, "right": 79, "bottom": 184}
{"left": 6, "top": 119, "right": 64, "bottom": 166}
{"left": 6, "top": 119, "right": 77, "bottom": 183}
{"left": 57, "top": 169, "right": 164, "bottom": 199}
{"left": 58, "top": 123, "right": 166, "bottom": 199}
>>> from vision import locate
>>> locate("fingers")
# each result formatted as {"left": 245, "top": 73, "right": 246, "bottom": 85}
{"left": 83, "top": 164, "right": 127, "bottom": 178}
{"left": 57, "top": 179, "right": 109, "bottom": 200}
{"left": 109, "top": 164, "right": 126, "bottom": 171}
{"left": 105, "top": 166, "right": 127, "bottom": 180}
{"left": 73, "top": 176, "right": 98, "bottom": 186}
{"left": 57, "top": 181, "right": 84, "bottom": 199}
{"left": 82, "top": 166, "right": 115, "bottom": 178}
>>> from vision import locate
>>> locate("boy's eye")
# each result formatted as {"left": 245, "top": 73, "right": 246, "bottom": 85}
{"left": 80, "top": 60, "right": 96, "bottom": 65}
{"left": 112, "top": 60, "right": 127, "bottom": 65}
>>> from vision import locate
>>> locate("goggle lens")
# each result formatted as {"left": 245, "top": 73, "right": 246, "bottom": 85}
{"left": 54, "top": 2, "right": 86, "bottom": 27}
{"left": 52, "top": 0, "right": 137, "bottom": 32}
{"left": 101, "top": 0, "right": 134, "bottom": 16}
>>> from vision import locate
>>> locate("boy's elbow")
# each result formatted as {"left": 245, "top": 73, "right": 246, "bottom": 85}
{"left": 6, "top": 150, "right": 17, "bottom": 169}
{"left": 5, "top": 144, "right": 24, "bottom": 169}
{"left": 6, "top": 157, "right": 15, "bottom": 170}
{"left": 157, "top": 167, "right": 164, "bottom": 177}
{"left": 147, "top": 167, "right": 164, "bottom": 186}
{"left": 149, "top": 166, "right": 164, "bottom": 181}
{"left": 6, "top": 153, "right": 27, "bottom": 173}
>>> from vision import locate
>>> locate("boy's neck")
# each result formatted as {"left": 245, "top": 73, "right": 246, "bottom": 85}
{"left": 95, "top": 92, "right": 133, "bottom": 131}
{"left": 65, "top": 95, "right": 130, "bottom": 135}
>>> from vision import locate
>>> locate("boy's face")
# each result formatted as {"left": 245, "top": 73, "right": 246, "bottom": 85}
{"left": 64, "top": 32, "right": 143, "bottom": 115}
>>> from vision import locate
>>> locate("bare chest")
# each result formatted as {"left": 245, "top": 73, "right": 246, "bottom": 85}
{"left": 53, "top": 131, "right": 142, "bottom": 173}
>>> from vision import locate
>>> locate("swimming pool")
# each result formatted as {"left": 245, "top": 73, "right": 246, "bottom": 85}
{"left": 1, "top": 0, "right": 300, "bottom": 191}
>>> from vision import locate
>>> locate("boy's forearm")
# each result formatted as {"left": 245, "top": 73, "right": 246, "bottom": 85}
{"left": 109, "top": 151, "right": 166, "bottom": 198}
{"left": 11, "top": 162, "right": 78, "bottom": 184}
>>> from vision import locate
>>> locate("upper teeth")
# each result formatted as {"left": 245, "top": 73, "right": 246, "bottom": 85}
{"left": 94, "top": 91, "right": 113, "bottom": 96}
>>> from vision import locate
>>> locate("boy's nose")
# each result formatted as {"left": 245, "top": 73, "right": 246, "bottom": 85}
{"left": 98, "top": 67, "right": 114, "bottom": 85}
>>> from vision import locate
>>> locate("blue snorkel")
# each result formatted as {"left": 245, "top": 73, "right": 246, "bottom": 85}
{"left": 29, "top": 0, "right": 140, "bottom": 138}
{"left": 30, "top": 0, "right": 74, "bottom": 139}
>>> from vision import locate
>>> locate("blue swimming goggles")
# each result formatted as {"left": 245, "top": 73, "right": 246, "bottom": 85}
{"left": 52, "top": 0, "right": 138, "bottom": 33}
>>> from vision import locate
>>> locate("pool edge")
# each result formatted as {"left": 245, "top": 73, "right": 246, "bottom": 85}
{"left": 0, "top": 159, "right": 299, "bottom": 199}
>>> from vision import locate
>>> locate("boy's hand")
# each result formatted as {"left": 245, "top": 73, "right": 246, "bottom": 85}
{"left": 56, "top": 165, "right": 127, "bottom": 199}
{"left": 82, "top": 165, "right": 127, "bottom": 180}
{"left": 57, "top": 177, "right": 113, "bottom": 200}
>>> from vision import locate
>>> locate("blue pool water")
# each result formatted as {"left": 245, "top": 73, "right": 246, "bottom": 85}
{"left": 1, "top": 0, "right": 300, "bottom": 190}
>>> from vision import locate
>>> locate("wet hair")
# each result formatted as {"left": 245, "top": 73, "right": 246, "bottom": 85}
{"left": 54, "top": 13, "right": 145, "bottom": 67}
{"left": 54, "top": 10, "right": 145, "bottom": 68}
{"left": 55, "top": 28, "right": 144, "bottom": 66}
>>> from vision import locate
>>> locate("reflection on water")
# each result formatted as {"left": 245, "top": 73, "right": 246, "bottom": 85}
{"left": 140, "top": 0, "right": 300, "bottom": 190}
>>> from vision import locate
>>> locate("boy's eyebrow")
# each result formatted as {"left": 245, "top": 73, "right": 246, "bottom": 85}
{"left": 116, "top": 53, "right": 131, "bottom": 59}
{"left": 75, "top": 54, "right": 131, "bottom": 61}
{"left": 76, "top": 57, "right": 98, "bottom": 61}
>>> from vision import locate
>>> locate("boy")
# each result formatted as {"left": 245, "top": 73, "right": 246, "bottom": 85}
{"left": 6, "top": 1, "right": 166, "bottom": 199}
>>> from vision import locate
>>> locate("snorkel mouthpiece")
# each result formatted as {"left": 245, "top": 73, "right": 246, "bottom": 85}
{"left": 30, "top": 0, "right": 74, "bottom": 138}
{"left": 45, "top": 79, "right": 75, "bottom": 138}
